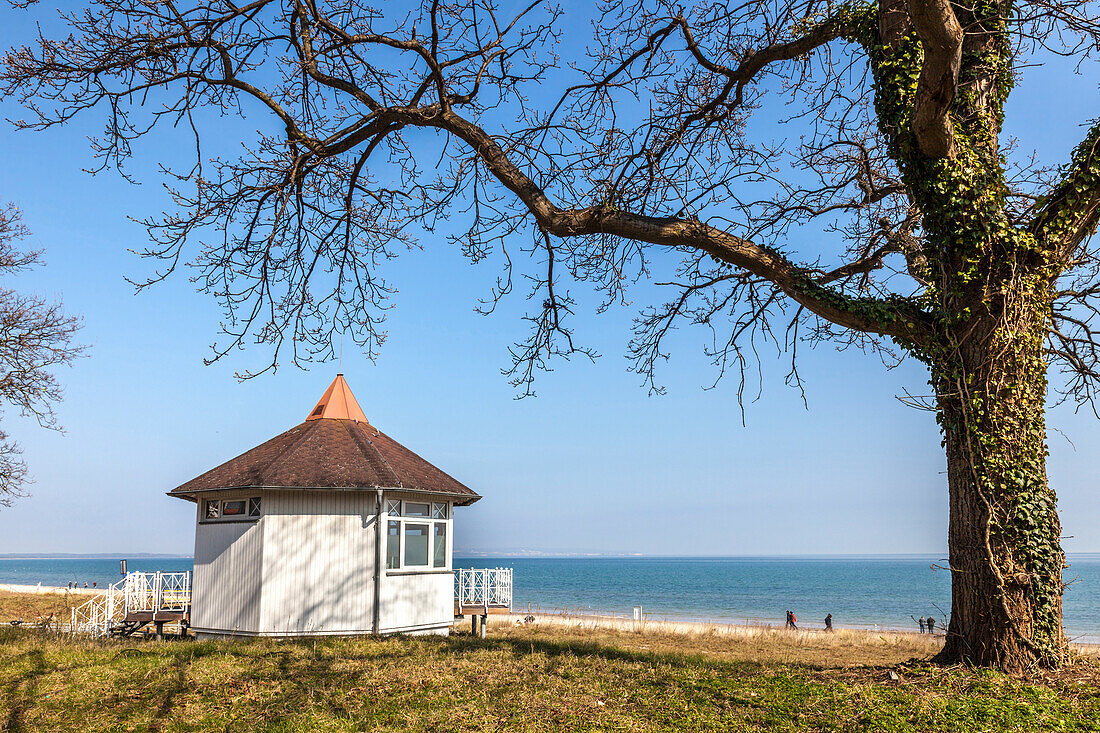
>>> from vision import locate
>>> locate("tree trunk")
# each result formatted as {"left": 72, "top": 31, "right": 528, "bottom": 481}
{"left": 933, "top": 306, "right": 1067, "bottom": 671}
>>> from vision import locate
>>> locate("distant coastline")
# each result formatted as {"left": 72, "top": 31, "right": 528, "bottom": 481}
{"left": 0, "top": 553, "right": 193, "bottom": 560}
{"left": 5, "top": 551, "right": 1100, "bottom": 560}
{"left": 456, "top": 552, "right": 1100, "bottom": 560}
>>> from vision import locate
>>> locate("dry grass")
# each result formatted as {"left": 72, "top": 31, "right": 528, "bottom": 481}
{"left": 0, "top": 626, "right": 1098, "bottom": 731}
{"left": 0, "top": 593, "right": 1097, "bottom": 731}
{"left": 0, "top": 591, "right": 75, "bottom": 627}
{"left": 492, "top": 613, "right": 943, "bottom": 667}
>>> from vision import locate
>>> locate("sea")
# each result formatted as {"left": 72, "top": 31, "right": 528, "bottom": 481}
{"left": 3, "top": 555, "right": 1099, "bottom": 641}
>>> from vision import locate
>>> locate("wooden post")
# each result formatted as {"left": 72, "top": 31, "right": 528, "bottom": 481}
{"left": 471, "top": 614, "right": 479, "bottom": 636}
{"left": 155, "top": 621, "right": 165, "bottom": 641}
{"left": 479, "top": 614, "right": 487, "bottom": 639}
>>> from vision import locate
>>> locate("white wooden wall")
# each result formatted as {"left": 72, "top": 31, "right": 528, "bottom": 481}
{"left": 191, "top": 503, "right": 264, "bottom": 634}
{"left": 379, "top": 571, "right": 453, "bottom": 633}
{"left": 190, "top": 488, "right": 455, "bottom": 637}
{"left": 258, "top": 490, "right": 377, "bottom": 635}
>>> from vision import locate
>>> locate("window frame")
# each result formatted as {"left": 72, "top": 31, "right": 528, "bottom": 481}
{"left": 384, "top": 498, "right": 452, "bottom": 573}
{"left": 199, "top": 496, "right": 263, "bottom": 524}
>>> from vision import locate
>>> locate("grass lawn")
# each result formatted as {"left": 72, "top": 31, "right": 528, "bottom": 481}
{"left": 2, "top": 613, "right": 1099, "bottom": 732}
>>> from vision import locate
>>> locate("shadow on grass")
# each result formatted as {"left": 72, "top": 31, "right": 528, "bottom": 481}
{"left": 147, "top": 652, "right": 193, "bottom": 733}
{"left": 440, "top": 631, "right": 777, "bottom": 673}
{"left": 4, "top": 647, "right": 47, "bottom": 733}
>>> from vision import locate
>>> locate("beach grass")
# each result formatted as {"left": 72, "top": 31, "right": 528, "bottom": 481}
{"left": 2, "top": 611, "right": 1100, "bottom": 731}
{"left": 0, "top": 590, "right": 74, "bottom": 627}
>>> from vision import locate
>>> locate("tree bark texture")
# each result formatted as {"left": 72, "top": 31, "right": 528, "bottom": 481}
{"left": 934, "top": 301, "right": 1066, "bottom": 670}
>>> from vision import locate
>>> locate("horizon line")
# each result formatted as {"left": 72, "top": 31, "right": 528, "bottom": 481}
{"left": 5, "top": 551, "right": 1100, "bottom": 560}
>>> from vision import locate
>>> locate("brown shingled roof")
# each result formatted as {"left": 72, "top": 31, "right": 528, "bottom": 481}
{"left": 169, "top": 376, "right": 480, "bottom": 505}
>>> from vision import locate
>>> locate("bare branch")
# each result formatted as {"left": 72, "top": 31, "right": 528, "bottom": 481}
{"left": 0, "top": 203, "right": 85, "bottom": 506}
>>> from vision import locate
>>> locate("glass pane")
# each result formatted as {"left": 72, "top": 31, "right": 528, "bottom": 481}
{"left": 404, "top": 523, "right": 429, "bottom": 566}
{"left": 222, "top": 500, "right": 246, "bottom": 516}
{"left": 205, "top": 501, "right": 219, "bottom": 519}
{"left": 433, "top": 523, "right": 447, "bottom": 568}
{"left": 405, "top": 502, "right": 429, "bottom": 518}
{"left": 387, "top": 521, "right": 401, "bottom": 569}
{"left": 248, "top": 497, "right": 261, "bottom": 517}
{"left": 432, "top": 502, "right": 447, "bottom": 519}
{"left": 386, "top": 499, "right": 401, "bottom": 516}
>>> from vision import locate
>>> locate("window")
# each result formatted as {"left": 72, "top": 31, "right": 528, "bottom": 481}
{"left": 404, "top": 524, "right": 429, "bottom": 566}
{"left": 405, "top": 502, "right": 430, "bottom": 518}
{"left": 433, "top": 524, "right": 446, "bottom": 568}
{"left": 202, "top": 497, "right": 262, "bottom": 522}
{"left": 384, "top": 498, "right": 451, "bottom": 571}
{"left": 387, "top": 521, "right": 400, "bottom": 569}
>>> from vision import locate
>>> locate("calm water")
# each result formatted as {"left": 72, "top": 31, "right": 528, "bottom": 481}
{"left": 460, "top": 556, "right": 1100, "bottom": 641}
{"left": 3, "top": 556, "right": 1099, "bottom": 640}
{"left": 0, "top": 557, "right": 194, "bottom": 589}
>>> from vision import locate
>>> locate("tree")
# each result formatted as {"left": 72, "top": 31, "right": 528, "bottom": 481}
{"left": 3, "top": 0, "right": 1099, "bottom": 670}
{"left": 0, "top": 204, "right": 84, "bottom": 506}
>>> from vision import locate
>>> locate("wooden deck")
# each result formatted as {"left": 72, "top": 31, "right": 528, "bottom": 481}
{"left": 125, "top": 610, "right": 190, "bottom": 624}
{"left": 71, "top": 571, "right": 193, "bottom": 637}
{"left": 454, "top": 604, "right": 510, "bottom": 617}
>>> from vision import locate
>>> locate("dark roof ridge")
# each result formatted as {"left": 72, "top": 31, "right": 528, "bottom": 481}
{"left": 338, "top": 419, "right": 403, "bottom": 489}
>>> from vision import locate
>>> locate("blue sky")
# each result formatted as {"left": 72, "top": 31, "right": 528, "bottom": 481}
{"left": 0, "top": 3, "right": 1097, "bottom": 557}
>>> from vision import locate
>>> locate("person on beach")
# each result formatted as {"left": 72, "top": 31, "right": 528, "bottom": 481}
{"left": 926, "top": 616, "right": 936, "bottom": 634}
{"left": 785, "top": 610, "right": 792, "bottom": 628}
{"left": 790, "top": 612, "right": 797, "bottom": 630}
{"left": 824, "top": 614, "right": 833, "bottom": 632}
{"left": 918, "top": 616, "right": 926, "bottom": 633}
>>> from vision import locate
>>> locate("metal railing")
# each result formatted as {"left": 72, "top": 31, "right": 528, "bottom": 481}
{"left": 71, "top": 571, "right": 192, "bottom": 637}
{"left": 455, "top": 567, "right": 513, "bottom": 611}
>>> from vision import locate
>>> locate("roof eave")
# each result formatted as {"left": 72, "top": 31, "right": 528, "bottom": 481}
{"left": 168, "top": 484, "right": 481, "bottom": 505}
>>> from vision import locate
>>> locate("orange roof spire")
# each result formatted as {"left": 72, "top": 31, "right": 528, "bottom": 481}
{"left": 306, "top": 374, "right": 369, "bottom": 423}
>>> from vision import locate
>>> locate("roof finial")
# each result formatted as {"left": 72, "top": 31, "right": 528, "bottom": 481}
{"left": 307, "top": 374, "right": 368, "bottom": 423}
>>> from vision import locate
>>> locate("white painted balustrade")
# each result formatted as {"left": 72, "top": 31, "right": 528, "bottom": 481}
{"left": 70, "top": 571, "right": 192, "bottom": 637}
{"left": 455, "top": 567, "right": 513, "bottom": 610}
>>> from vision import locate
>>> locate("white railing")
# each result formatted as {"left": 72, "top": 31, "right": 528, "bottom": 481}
{"left": 71, "top": 571, "right": 192, "bottom": 637}
{"left": 70, "top": 587, "right": 126, "bottom": 636}
{"left": 455, "top": 567, "right": 512, "bottom": 610}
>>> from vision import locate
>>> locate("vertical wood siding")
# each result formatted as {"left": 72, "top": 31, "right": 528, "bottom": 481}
{"left": 192, "top": 499, "right": 264, "bottom": 633}
{"left": 259, "top": 490, "right": 378, "bottom": 634}
{"left": 379, "top": 571, "right": 453, "bottom": 632}
{"left": 190, "top": 489, "right": 456, "bottom": 636}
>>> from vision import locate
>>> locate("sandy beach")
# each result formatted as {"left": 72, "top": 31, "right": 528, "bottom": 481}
{"left": 0, "top": 582, "right": 102, "bottom": 597}
{"left": 489, "top": 610, "right": 1100, "bottom": 655}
